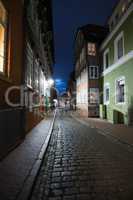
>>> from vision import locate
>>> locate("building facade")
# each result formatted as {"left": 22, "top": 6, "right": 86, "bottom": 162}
{"left": 24, "top": 0, "right": 54, "bottom": 132}
{"left": 0, "top": 0, "right": 54, "bottom": 158}
{"left": 100, "top": 0, "right": 133, "bottom": 125}
{"left": 74, "top": 25, "right": 108, "bottom": 117}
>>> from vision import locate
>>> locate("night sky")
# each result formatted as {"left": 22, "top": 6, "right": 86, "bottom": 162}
{"left": 52, "top": 0, "right": 118, "bottom": 93}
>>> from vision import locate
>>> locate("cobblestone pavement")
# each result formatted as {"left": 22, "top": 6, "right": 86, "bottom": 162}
{"left": 30, "top": 111, "right": 133, "bottom": 200}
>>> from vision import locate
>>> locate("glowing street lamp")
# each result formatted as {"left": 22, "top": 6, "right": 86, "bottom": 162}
{"left": 47, "top": 78, "right": 54, "bottom": 86}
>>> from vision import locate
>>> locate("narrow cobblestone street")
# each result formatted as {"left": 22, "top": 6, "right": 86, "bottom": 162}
{"left": 30, "top": 110, "right": 133, "bottom": 200}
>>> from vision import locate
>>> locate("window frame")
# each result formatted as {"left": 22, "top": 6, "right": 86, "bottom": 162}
{"left": 89, "top": 88, "right": 99, "bottom": 104}
{"left": 87, "top": 43, "right": 96, "bottom": 56}
{"left": 115, "top": 76, "right": 126, "bottom": 105}
{"left": 26, "top": 42, "right": 34, "bottom": 88}
{"left": 0, "top": 0, "right": 8, "bottom": 76}
{"left": 114, "top": 31, "right": 124, "bottom": 62}
{"left": 104, "top": 83, "right": 110, "bottom": 105}
{"left": 103, "top": 48, "right": 109, "bottom": 70}
{"left": 89, "top": 66, "right": 99, "bottom": 79}
{"left": 33, "top": 58, "right": 40, "bottom": 92}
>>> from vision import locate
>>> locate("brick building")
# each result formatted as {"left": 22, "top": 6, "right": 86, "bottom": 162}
{"left": 74, "top": 24, "right": 108, "bottom": 117}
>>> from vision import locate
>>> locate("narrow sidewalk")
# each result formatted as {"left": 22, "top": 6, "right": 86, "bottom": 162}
{"left": 0, "top": 114, "right": 55, "bottom": 200}
{"left": 71, "top": 111, "right": 133, "bottom": 146}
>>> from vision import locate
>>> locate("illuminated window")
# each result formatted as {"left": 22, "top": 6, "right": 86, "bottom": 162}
{"left": 0, "top": 1, "right": 7, "bottom": 73}
{"left": 88, "top": 43, "right": 96, "bottom": 56}
{"left": 89, "top": 88, "right": 99, "bottom": 104}
{"left": 122, "top": 4, "right": 126, "bottom": 13}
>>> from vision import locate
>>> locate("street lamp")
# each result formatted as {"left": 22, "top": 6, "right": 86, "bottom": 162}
{"left": 48, "top": 78, "right": 54, "bottom": 87}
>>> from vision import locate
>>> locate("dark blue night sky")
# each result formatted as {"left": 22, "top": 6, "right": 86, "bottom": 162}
{"left": 52, "top": 0, "right": 118, "bottom": 93}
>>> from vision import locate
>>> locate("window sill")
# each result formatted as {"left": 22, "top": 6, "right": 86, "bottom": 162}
{"left": 102, "top": 51, "right": 133, "bottom": 76}
{"left": 104, "top": 101, "right": 110, "bottom": 105}
{"left": 116, "top": 102, "right": 126, "bottom": 105}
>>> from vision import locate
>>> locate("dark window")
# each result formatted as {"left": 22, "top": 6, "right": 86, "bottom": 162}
{"left": 115, "top": 13, "right": 119, "bottom": 24}
{"left": 117, "top": 37, "right": 124, "bottom": 59}
{"left": 105, "top": 52, "right": 109, "bottom": 69}
{"left": 89, "top": 66, "right": 99, "bottom": 79}
{"left": 105, "top": 88, "right": 109, "bottom": 102}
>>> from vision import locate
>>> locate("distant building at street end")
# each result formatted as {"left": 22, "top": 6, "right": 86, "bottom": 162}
{"left": 74, "top": 24, "right": 108, "bottom": 117}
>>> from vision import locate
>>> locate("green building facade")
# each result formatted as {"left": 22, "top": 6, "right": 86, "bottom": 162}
{"left": 100, "top": 1, "right": 133, "bottom": 125}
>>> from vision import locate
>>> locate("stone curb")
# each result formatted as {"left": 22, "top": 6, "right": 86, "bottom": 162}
{"left": 16, "top": 110, "right": 57, "bottom": 200}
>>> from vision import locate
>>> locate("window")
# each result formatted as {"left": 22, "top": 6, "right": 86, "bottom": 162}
{"left": 88, "top": 43, "right": 96, "bottom": 56}
{"left": 114, "top": 32, "right": 124, "bottom": 61}
{"left": 104, "top": 84, "right": 110, "bottom": 104}
{"left": 110, "top": 21, "right": 114, "bottom": 31}
{"left": 89, "top": 66, "right": 99, "bottom": 79}
{"left": 122, "top": 3, "right": 126, "bottom": 14}
{"left": 117, "top": 37, "right": 124, "bottom": 59}
{"left": 0, "top": 1, "right": 7, "bottom": 73}
{"left": 80, "top": 48, "right": 85, "bottom": 65}
{"left": 103, "top": 49, "right": 109, "bottom": 69}
{"left": 116, "top": 77, "right": 125, "bottom": 103}
{"left": 89, "top": 88, "right": 99, "bottom": 104}
{"left": 34, "top": 58, "right": 39, "bottom": 91}
{"left": 26, "top": 42, "right": 34, "bottom": 87}
{"left": 40, "top": 69, "right": 44, "bottom": 94}
{"left": 115, "top": 13, "right": 119, "bottom": 24}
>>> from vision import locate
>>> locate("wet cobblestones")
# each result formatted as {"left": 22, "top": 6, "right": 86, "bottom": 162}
{"left": 30, "top": 113, "right": 133, "bottom": 200}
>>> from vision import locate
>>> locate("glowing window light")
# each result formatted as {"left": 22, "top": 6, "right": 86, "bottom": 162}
{"left": 0, "top": 1, "right": 7, "bottom": 73}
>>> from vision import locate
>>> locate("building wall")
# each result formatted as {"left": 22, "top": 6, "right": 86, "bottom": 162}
{"left": 0, "top": 0, "right": 25, "bottom": 159}
{"left": 76, "top": 67, "right": 88, "bottom": 116}
{"left": 101, "top": 4, "right": 133, "bottom": 125}
{"left": 24, "top": 0, "right": 54, "bottom": 132}
{"left": 0, "top": 0, "right": 54, "bottom": 158}
{"left": 102, "top": 11, "right": 133, "bottom": 66}
{"left": 75, "top": 25, "right": 108, "bottom": 117}
{"left": 0, "top": 0, "right": 24, "bottom": 106}
{"left": 103, "top": 59, "right": 133, "bottom": 124}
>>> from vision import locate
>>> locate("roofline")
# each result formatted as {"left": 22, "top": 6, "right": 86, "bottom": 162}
{"left": 74, "top": 24, "right": 108, "bottom": 41}
{"left": 105, "top": 0, "right": 121, "bottom": 25}
{"left": 100, "top": 2, "right": 133, "bottom": 51}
